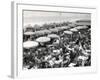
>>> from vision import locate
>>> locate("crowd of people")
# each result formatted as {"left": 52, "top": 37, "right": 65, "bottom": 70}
{"left": 23, "top": 22, "right": 91, "bottom": 69}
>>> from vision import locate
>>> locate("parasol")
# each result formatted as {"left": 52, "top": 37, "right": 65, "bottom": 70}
{"left": 23, "top": 41, "right": 39, "bottom": 49}
{"left": 24, "top": 31, "right": 35, "bottom": 36}
{"left": 56, "top": 27, "right": 63, "bottom": 30}
{"left": 60, "top": 26, "right": 70, "bottom": 29}
{"left": 49, "top": 28, "right": 59, "bottom": 32}
{"left": 70, "top": 28, "right": 78, "bottom": 32}
{"left": 34, "top": 30, "right": 51, "bottom": 35}
{"left": 41, "top": 30, "right": 51, "bottom": 34}
{"left": 36, "top": 37, "right": 51, "bottom": 43}
{"left": 64, "top": 30, "right": 73, "bottom": 34}
{"left": 47, "top": 34, "right": 60, "bottom": 39}
{"left": 75, "top": 26, "right": 88, "bottom": 30}
{"left": 24, "top": 31, "right": 35, "bottom": 40}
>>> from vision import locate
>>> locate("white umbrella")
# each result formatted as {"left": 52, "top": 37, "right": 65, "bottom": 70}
{"left": 49, "top": 28, "right": 59, "bottom": 32}
{"left": 33, "top": 31, "right": 44, "bottom": 36}
{"left": 47, "top": 34, "right": 60, "bottom": 39}
{"left": 82, "top": 26, "right": 88, "bottom": 29}
{"left": 64, "top": 30, "right": 73, "bottom": 34}
{"left": 35, "top": 30, "right": 51, "bottom": 35}
{"left": 75, "top": 26, "right": 88, "bottom": 30}
{"left": 75, "top": 26, "right": 83, "bottom": 29}
{"left": 70, "top": 28, "right": 78, "bottom": 32}
{"left": 36, "top": 37, "right": 51, "bottom": 43}
{"left": 56, "top": 27, "right": 63, "bottom": 30}
{"left": 24, "top": 31, "right": 35, "bottom": 36}
{"left": 23, "top": 41, "right": 39, "bottom": 49}
{"left": 60, "top": 26, "right": 70, "bottom": 29}
{"left": 40, "top": 30, "right": 51, "bottom": 34}
{"left": 24, "top": 31, "right": 35, "bottom": 40}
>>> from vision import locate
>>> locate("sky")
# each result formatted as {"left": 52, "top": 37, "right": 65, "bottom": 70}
{"left": 23, "top": 10, "right": 91, "bottom": 27}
